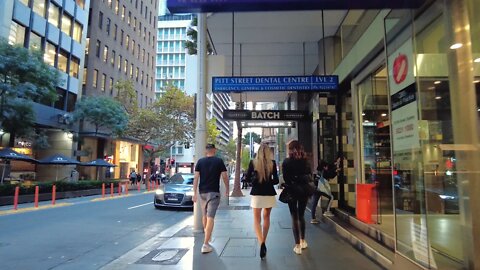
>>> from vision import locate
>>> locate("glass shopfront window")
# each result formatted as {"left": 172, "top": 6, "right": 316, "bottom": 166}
{"left": 384, "top": 1, "right": 480, "bottom": 268}
{"left": 357, "top": 67, "right": 394, "bottom": 236}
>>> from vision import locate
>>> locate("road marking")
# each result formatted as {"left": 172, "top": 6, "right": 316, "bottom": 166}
{"left": 0, "top": 203, "right": 73, "bottom": 216}
{"left": 128, "top": 202, "right": 153, "bottom": 210}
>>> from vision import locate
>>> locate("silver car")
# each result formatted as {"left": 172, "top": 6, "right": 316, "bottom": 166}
{"left": 154, "top": 173, "right": 194, "bottom": 209}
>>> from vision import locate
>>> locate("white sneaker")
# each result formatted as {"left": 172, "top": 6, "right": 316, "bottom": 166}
{"left": 323, "top": 211, "right": 334, "bottom": 217}
{"left": 310, "top": 219, "right": 319, "bottom": 224}
{"left": 293, "top": 245, "right": 302, "bottom": 255}
{"left": 201, "top": 244, "right": 213, "bottom": 254}
{"left": 300, "top": 240, "right": 308, "bottom": 249}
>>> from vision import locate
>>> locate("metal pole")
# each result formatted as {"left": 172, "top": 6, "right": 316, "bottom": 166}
{"left": 193, "top": 13, "right": 207, "bottom": 233}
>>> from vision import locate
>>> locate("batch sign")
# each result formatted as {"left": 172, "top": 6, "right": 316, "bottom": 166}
{"left": 167, "top": 0, "right": 426, "bottom": 13}
{"left": 223, "top": 110, "right": 309, "bottom": 121}
{"left": 212, "top": 76, "right": 338, "bottom": 92}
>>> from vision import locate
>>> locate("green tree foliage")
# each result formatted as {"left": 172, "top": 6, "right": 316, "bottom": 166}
{"left": 207, "top": 118, "right": 221, "bottom": 144}
{"left": 241, "top": 147, "right": 251, "bottom": 171}
{"left": 113, "top": 80, "right": 138, "bottom": 114}
{"left": 222, "top": 139, "right": 237, "bottom": 162}
{"left": 125, "top": 84, "right": 195, "bottom": 169}
{"left": 242, "top": 132, "right": 261, "bottom": 145}
{"left": 184, "top": 17, "right": 214, "bottom": 55}
{"left": 0, "top": 40, "right": 59, "bottom": 146}
{"left": 73, "top": 96, "right": 128, "bottom": 136}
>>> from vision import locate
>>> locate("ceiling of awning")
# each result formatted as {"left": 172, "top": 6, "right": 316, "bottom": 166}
{"left": 207, "top": 10, "right": 348, "bottom": 103}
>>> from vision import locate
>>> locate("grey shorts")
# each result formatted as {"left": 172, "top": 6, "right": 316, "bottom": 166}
{"left": 199, "top": 192, "right": 221, "bottom": 218}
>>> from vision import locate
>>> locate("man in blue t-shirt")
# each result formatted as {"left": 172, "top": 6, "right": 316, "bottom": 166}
{"left": 193, "top": 143, "right": 229, "bottom": 254}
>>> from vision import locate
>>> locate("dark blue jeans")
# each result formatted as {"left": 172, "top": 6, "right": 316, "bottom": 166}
{"left": 288, "top": 198, "right": 308, "bottom": 244}
{"left": 311, "top": 190, "right": 332, "bottom": 219}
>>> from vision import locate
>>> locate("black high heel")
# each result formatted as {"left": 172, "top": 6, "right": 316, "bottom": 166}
{"left": 260, "top": 243, "right": 267, "bottom": 259}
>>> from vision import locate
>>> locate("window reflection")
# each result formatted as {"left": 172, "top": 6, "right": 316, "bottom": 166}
{"left": 29, "top": 32, "right": 42, "bottom": 51}
{"left": 9, "top": 21, "right": 26, "bottom": 46}
{"left": 57, "top": 50, "right": 68, "bottom": 73}
{"left": 73, "top": 22, "right": 82, "bottom": 43}
{"left": 61, "top": 14, "right": 72, "bottom": 35}
{"left": 69, "top": 56, "right": 79, "bottom": 78}
{"left": 32, "top": 0, "right": 46, "bottom": 17}
{"left": 43, "top": 42, "right": 56, "bottom": 67}
{"left": 48, "top": 4, "right": 60, "bottom": 27}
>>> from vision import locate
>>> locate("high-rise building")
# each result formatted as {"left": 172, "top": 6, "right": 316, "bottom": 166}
{"left": 80, "top": 0, "right": 157, "bottom": 179}
{"left": 0, "top": 0, "right": 89, "bottom": 181}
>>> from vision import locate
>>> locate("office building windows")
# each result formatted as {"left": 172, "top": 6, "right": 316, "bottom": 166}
{"left": 128, "top": 11, "right": 131, "bottom": 25}
{"left": 130, "top": 64, "right": 134, "bottom": 79}
{"left": 135, "top": 67, "right": 139, "bottom": 81}
{"left": 29, "top": 32, "right": 42, "bottom": 51}
{"left": 70, "top": 56, "right": 80, "bottom": 78}
{"left": 58, "top": 50, "right": 68, "bottom": 73}
{"left": 114, "top": 24, "right": 118, "bottom": 40}
{"left": 124, "top": 59, "right": 128, "bottom": 74}
{"left": 108, "top": 0, "right": 112, "bottom": 8}
{"left": 95, "top": 40, "right": 101, "bottom": 57}
{"left": 133, "top": 17, "right": 136, "bottom": 31}
{"left": 132, "top": 40, "right": 135, "bottom": 54}
{"left": 120, "top": 30, "right": 124, "bottom": 45}
{"left": 122, "top": 5, "right": 125, "bottom": 20}
{"left": 126, "top": 35, "right": 129, "bottom": 49}
{"left": 111, "top": 50, "right": 115, "bottom": 66}
{"left": 73, "top": 22, "right": 82, "bottom": 43}
{"left": 137, "top": 44, "right": 140, "bottom": 59}
{"left": 43, "top": 42, "right": 56, "bottom": 66}
{"left": 76, "top": 0, "right": 85, "bottom": 9}
{"left": 61, "top": 13, "right": 73, "bottom": 35}
{"left": 82, "top": 68, "right": 87, "bottom": 85}
{"left": 117, "top": 54, "right": 122, "bottom": 70}
{"left": 115, "top": 0, "right": 119, "bottom": 14}
{"left": 48, "top": 4, "right": 60, "bottom": 27}
{"left": 109, "top": 77, "right": 114, "bottom": 94}
{"left": 93, "top": 69, "right": 98, "bottom": 87}
{"left": 101, "top": 74, "right": 106, "bottom": 91}
{"left": 106, "top": 18, "right": 111, "bottom": 35}
{"left": 99, "top": 12, "right": 103, "bottom": 29}
{"left": 103, "top": 46, "right": 108, "bottom": 62}
{"left": 33, "top": 0, "right": 46, "bottom": 17}
{"left": 9, "top": 21, "right": 26, "bottom": 46}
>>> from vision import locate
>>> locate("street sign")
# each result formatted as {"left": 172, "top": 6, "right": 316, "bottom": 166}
{"left": 223, "top": 110, "right": 309, "bottom": 121}
{"left": 212, "top": 76, "right": 338, "bottom": 93}
{"left": 240, "top": 121, "right": 296, "bottom": 128}
{"left": 167, "top": 0, "right": 425, "bottom": 13}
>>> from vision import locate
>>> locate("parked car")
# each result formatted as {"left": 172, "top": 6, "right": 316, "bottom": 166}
{"left": 154, "top": 173, "right": 194, "bottom": 209}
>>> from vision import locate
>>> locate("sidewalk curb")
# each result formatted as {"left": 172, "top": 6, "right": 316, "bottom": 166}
{"left": 0, "top": 202, "right": 73, "bottom": 216}
{"left": 91, "top": 194, "right": 132, "bottom": 202}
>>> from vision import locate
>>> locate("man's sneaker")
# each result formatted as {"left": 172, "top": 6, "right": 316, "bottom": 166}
{"left": 300, "top": 240, "right": 308, "bottom": 249}
{"left": 201, "top": 244, "right": 213, "bottom": 254}
{"left": 310, "top": 219, "right": 319, "bottom": 224}
{"left": 293, "top": 245, "right": 302, "bottom": 255}
{"left": 323, "top": 211, "right": 334, "bottom": 217}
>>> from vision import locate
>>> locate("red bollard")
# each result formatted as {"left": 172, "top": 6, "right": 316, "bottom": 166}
{"left": 125, "top": 183, "right": 129, "bottom": 195}
{"left": 52, "top": 185, "right": 56, "bottom": 205}
{"left": 118, "top": 182, "right": 122, "bottom": 196}
{"left": 102, "top": 183, "right": 105, "bottom": 198}
{"left": 110, "top": 183, "right": 114, "bottom": 197}
{"left": 147, "top": 181, "right": 150, "bottom": 191}
{"left": 13, "top": 186, "right": 19, "bottom": 210}
{"left": 34, "top": 186, "right": 39, "bottom": 208}
{"left": 137, "top": 182, "right": 140, "bottom": 192}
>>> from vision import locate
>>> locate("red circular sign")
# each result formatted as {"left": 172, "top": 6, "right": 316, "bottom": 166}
{"left": 393, "top": 54, "right": 408, "bottom": 84}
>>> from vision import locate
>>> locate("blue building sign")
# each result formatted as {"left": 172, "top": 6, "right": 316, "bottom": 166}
{"left": 212, "top": 76, "right": 338, "bottom": 92}
{"left": 167, "top": 0, "right": 425, "bottom": 13}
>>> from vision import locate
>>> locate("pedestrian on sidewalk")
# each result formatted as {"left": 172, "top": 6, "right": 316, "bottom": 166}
{"left": 129, "top": 170, "right": 137, "bottom": 186}
{"left": 192, "top": 143, "right": 229, "bottom": 254}
{"left": 282, "top": 140, "right": 313, "bottom": 255}
{"left": 311, "top": 161, "right": 335, "bottom": 224}
{"left": 245, "top": 143, "right": 279, "bottom": 259}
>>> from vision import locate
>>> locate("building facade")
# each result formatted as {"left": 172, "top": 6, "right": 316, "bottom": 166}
{"left": 0, "top": 0, "right": 89, "bottom": 181}
{"left": 80, "top": 0, "right": 157, "bottom": 180}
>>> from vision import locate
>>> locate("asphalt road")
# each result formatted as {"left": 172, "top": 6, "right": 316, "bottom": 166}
{"left": 0, "top": 193, "right": 191, "bottom": 270}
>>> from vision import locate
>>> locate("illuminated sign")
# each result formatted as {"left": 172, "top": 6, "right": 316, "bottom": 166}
{"left": 240, "top": 121, "right": 296, "bottom": 128}
{"left": 223, "top": 110, "right": 309, "bottom": 121}
{"left": 213, "top": 76, "right": 338, "bottom": 92}
{"left": 167, "top": 0, "right": 426, "bottom": 13}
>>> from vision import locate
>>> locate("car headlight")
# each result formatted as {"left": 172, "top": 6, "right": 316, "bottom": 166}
{"left": 186, "top": 191, "right": 194, "bottom": 196}
{"left": 156, "top": 189, "right": 164, "bottom": 195}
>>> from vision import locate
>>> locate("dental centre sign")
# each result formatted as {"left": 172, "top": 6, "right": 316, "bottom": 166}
{"left": 167, "top": 0, "right": 425, "bottom": 13}
{"left": 212, "top": 76, "right": 338, "bottom": 92}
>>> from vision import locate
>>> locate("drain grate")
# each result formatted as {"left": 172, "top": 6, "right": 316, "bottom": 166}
{"left": 135, "top": 248, "right": 189, "bottom": 265}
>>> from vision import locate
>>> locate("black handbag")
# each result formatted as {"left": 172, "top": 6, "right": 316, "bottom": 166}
{"left": 279, "top": 187, "right": 294, "bottom": 203}
{"left": 291, "top": 174, "right": 316, "bottom": 197}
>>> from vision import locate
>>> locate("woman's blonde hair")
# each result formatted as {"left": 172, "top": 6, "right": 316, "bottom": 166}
{"left": 253, "top": 144, "right": 274, "bottom": 183}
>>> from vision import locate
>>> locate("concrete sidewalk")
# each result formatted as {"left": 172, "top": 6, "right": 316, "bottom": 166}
{"left": 101, "top": 190, "right": 384, "bottom": 270}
